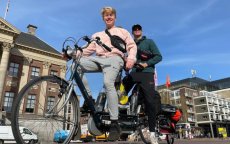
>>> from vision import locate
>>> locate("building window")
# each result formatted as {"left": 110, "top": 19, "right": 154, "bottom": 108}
{"left": 47, "top": 96, "right": 55, "bottom": 111}
{"left": 9, "top": 62, "right": 19, "bottom": 77}
{"left": 176, "top": 100, "right": 181, "bottom": 104}
{"left": 174, "top": 90, "right": 180, "bottom": 96}
{"left": 31, "top": 67, "right": 40, "bottom": 80}
{"left": 3, "top": 92, "right": 14, "bottom": 112}
{"left": 201, "top": 107, "right": 206, "bottom": 111}
{"left": 25, "top": 95, "right": 36, "bottom": 113}
{"left": 50, "top": 70, "right": 58, "bottom": 76}
{"left": 68, "top": 106, "right": 71, "bottom": 113}
{"left": 200, "top": 99, "right": 205, "bottom": 103}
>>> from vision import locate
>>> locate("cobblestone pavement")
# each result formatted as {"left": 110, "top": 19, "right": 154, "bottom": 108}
{"left": 70, "top": 138, "right": 230, "bottom": 144}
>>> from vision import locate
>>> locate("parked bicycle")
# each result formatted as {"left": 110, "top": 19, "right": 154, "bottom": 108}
{"left": 11, "top": 36, "right": 181, "bottom": 144}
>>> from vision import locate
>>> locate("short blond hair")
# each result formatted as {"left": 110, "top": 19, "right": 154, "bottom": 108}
{"left": 101, "top": 6, "right": 116, "bottom": 18}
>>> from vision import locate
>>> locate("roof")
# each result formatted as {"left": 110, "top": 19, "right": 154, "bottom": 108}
{"left": 15, "top": 32, "right": 60, "bottom": 55}
{"left": 171, "top": 77, "right": 208, "bottom": 86}
{"left": 0, "top": 17, "right": 20, "bottom": 34}
{"left": 208, "top": 77, "right": 230, "bottom": 89}
{"left": 157, "top": 77, "right": 208, "bottom": 90}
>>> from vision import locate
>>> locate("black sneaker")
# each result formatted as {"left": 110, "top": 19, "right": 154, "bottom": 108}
{"left": 108, "top": 120, "right": 121, "bottom": 141}
{"left": 80, "top": 97, "right": 95, "bottom": 113}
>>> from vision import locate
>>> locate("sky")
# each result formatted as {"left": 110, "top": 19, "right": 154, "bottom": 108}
{"left": 1, "top": 0, "right": 230, "bottom": 99}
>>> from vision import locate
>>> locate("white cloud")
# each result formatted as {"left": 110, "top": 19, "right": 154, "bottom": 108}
{"left": 165, "top": 0, "right": 218, "bottom": 35}
{"left": 182, "top": 21, "right": 224, "bottom": 39}
{"left": 162, "top": 53, "right": 230, "bottom": 66}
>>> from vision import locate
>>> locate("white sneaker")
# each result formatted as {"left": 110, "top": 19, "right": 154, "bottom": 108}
{"left": 150, "top": 136, "right": 158, "bottom": 144}
{"left": 128, "top": 132, "right": 138, "bottom": 141}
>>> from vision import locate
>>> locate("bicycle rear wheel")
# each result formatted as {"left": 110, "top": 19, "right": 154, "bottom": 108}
{"left": 166, "top": 134, "right": 174, "bottom": 144}
{"left": 11, "top": 75, "right": 80, "bottom": 144}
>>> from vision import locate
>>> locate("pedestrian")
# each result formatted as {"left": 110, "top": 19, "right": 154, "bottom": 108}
{"left": 123, "top": 24, "right": 162, "bottom": 144}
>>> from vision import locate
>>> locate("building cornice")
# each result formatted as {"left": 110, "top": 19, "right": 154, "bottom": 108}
{"left": 0, "top": 17, "right": 20, "bottom": 36}
{"left": 15, "top": 43, "right": 63, "bottom": 59}
{"left": 212, "top": 88, "right": 230, "bottom": 93}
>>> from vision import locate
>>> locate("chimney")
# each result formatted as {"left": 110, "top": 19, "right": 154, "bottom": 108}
{"left": 27, "top": 24, "right": 37, "bottom": 35}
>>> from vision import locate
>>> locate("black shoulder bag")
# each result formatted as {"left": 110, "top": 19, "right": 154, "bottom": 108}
{"left": 105, "top": 29, "right": 127, "bottom": 53}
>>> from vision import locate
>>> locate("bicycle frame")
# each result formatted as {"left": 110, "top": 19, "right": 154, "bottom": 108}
{"left": 53, "top": 58, "right": 101, "bottom": 127}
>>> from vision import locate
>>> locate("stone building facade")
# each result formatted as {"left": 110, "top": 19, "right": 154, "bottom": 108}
{"left": 0, "top": 17, "right": 66, "bottom": 122}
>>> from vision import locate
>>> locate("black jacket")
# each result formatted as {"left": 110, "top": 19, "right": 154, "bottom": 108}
{"left": 132, "top": 36, "right": 162, "bottom": 73}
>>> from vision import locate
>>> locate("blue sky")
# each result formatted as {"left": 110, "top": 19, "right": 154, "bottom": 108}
{"left": 1, "top": 0, "right": 230, "bottom": 98}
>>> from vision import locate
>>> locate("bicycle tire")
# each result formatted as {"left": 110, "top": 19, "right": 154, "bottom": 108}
{"left": 166, "top": 134, "right": 174, "bottom": 144}
{"left": 11, "top": 75, "right": 80, "bottom": 144}
{"left": 138, "top": 118, "right": 151, "bottom": 144}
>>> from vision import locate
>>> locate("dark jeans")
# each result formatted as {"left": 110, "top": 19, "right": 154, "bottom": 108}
{"left": 122, "top": 72, "right": 161, "bottom": 132}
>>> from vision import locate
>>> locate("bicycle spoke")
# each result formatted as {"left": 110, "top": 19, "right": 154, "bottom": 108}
{"left": 11, "top": 76, "right": 79, "bottom": 144}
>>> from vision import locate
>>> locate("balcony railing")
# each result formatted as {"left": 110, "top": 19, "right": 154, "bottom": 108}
{"left": 217, "top": 115, "right": 222, "bottom": 121}
{"left": 219, "top": 100, "right": 224, "bottom": 106}
{"left": 170, "top": 96, "right": 180, "bottom": 100}
{"left": 185, "top": 93, "right": 192, "bottom": 98}
{"left": 216, "top": 108, "right": 220, "bottom": 112}
{"left": 187, "top": 109, "right": 194, "bottom": 113}
{"left": 213, "top": 100, "right": 218, "bottom": 105}
{"left": 186, "top": 101, "right": 194, "bottom": 105}
{"left": 209, "top": 106, "right": 215, "bottom": 112}
{"left": 188, "top": 117, "right": 192, "bottom": 121}
{"left": 220, "top": 108, "right": 225, "bottom": 114}
{"left": 223, "top": 115, "right": 228, "bottom": 120}
{"left": 207, "top": 98, "right": 214, "bottom": 104}
{"left": 211, "top": 114, "right": 217, "bottom": 120}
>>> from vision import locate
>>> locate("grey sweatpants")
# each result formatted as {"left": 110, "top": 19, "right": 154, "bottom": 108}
{"left": 78, "top": 56, "right": 124, "bottom": 120}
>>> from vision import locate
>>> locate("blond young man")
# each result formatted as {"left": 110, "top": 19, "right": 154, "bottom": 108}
{"left": 78, "top": 7, "right": 137, "bottom": 141}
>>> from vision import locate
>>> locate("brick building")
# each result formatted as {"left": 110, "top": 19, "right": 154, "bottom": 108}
{"left": 158, "top": 76, "right": 230, "bottom": 137}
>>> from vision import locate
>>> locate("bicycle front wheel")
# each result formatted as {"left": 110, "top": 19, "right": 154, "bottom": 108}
{"left": 166, "top": 134, "right": 174, "bottom": 144}
{"left": 138, "top": 117, "right": 151, "bottom": 144}
{"left": 11, "top": 75, "right": 80, "bottom": 144}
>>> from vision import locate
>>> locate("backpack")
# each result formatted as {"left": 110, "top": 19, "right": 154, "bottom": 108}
{"left": 105, "top": 29, "right": 127, "bottom": 53}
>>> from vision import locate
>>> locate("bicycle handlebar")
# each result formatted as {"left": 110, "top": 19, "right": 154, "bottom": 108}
{"left": 62, "top": 36, "right": 112, "bottom": 60}
{"left": 83, "top": 36, "right": 112, "bottom": 52}
{"left": 94, "top": 37, "right": 112, "bottom": 52}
